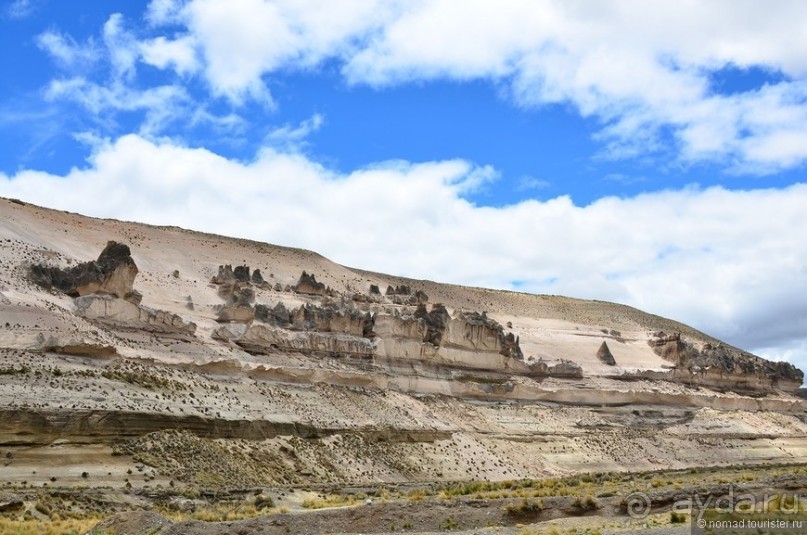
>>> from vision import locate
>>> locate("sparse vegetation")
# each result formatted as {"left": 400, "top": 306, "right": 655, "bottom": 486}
{"left": 670, "top": 511, "right": 687, "bottom": 523}
{"left": 505, "top": 498, "right": 543, "bottom": 517}
{"left": 302, "top": 494, "right": 358, "bottom": 509}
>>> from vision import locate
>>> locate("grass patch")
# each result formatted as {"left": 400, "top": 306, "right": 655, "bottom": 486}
{"left": 301, "top": 494, "right": 358, "bottom": 510}
{"left": 505, "top": 498, "right": 543, "bottom": 517}
{"left": 0, "top": 517, "right": 99, "bottom": 535}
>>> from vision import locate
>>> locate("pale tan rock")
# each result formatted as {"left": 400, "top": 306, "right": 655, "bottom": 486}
{"left": 74, "top": 294, "right": 196, "bottom": 335}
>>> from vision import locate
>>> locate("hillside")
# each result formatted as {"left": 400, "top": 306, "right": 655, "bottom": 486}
{"left": 1, "top": 196, "right": 806, "bottom": 500}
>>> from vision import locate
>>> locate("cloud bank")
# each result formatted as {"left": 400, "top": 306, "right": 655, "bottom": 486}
{"left": 35, "top": 0, "right": 807, "bottom": 174}
{"left": 2, "top": 135, "right": 806, "bottom": 371}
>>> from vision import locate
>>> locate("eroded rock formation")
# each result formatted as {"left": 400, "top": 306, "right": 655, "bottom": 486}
{"left": 216, "top": 301, "right": 527, "bottom": 374}
{"left": 28, "top": 242, "right": 196, "bottom": 336}
{"left": 648, "top": 331, "right": 803, "bottom": 390}
{"left": 29, "top": 241, "right": 139, "bottom": 299}
{"left": 76, "top": 294, "right": 196, "bottom": 335}
{"left": 295, "top": 271, "right": 326, "bottom": 296}
{"left": 597, "top": 340, "right": 616, "bottom": 365}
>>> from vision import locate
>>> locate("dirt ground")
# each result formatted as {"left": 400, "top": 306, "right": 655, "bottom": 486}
{"left": 80, "top": 465, "right": 807, "bottom": 535}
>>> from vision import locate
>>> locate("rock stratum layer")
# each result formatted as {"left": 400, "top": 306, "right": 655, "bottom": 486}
{"left": 1, "top": 196, "right": 806, "bottom": 491}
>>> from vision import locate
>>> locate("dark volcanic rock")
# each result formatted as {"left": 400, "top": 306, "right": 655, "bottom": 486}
{"left": 294, "top": 271, "right": 326, "bottom": 296}
{"left": 415, "top": 303, "right": 450, "bottom": 346}
{"left": 255, "top": 302, "right": 292, "bottom": 327}
{"left": 597, "top": 340, "right": 616, "bottom": 366}
{"left": 28, "top": 241, "right": 138, "bottom": 299}
{"left": 251, "top": 269, "right": 265, "bottom": 285}
{"left": 233, "top": 265, "right": 250, "bottom": 282}
{"left": 217, "top": 282, "right": 255, "bottom": 306}
{"left": 386, "top": 284, "right": 412, "bottom": 296}
{"left": 211, "top": 265, "right": 236, "bottom": 285}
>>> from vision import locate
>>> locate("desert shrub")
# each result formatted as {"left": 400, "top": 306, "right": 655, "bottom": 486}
{"left": 504, "top": 498, "right": 543, "bottom": 517}
{"left": 670, "top": 511, "right": 687, "bottom": 523}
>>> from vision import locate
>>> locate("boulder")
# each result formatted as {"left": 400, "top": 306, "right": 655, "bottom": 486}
{"left": 255, "top": 302, "right": 292, "bottom": 327}
{"left": 386, "top": 284, "right": 412, "bottom": 296}
{"left": 549, "top": 360, "right": 584, "bottom": 378}
{"left": 414, "top": 303, "right": 450, "bottom": 346}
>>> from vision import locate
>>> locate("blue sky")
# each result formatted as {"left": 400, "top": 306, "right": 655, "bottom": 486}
{"left": 2, "top": 0, "right": 807, "bottom": 376}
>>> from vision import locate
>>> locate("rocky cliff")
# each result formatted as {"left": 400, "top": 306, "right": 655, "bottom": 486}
{"left": 0, "top": 197, "right": 805, "bottom": 493}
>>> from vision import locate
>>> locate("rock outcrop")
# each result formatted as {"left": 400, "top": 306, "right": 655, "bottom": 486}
{"left": 29, "top": 241, "right": 138, "bottom": 299}
{"left": 527, "top": 358, "right": 584, "bottom": 378}
{"left": 216, "top": 305, "right": 255, "bottom": 324}
{"left": 597, "top": 340, "right": 616, "bottom": 365}
{"left": 27, "top": 242, "right": 196, "bottom": 336}
{"left": 216, "top": 301, "right": 527, "bottom": 373}
{"left": 294, "top": 271, "right": 326, "bottom": 296}
{"left": 648, "top": 331, "right": 803, "bottom": 390}
{"left": 75, "top": 294, "right": 196, "bottom": 335}
{"left": 36, "top": 333, "right": 117, "bottom": 358}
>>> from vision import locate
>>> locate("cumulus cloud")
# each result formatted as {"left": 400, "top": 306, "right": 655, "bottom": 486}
{"left": 127, "top": 0, "right": 807, "bottom": 172}
{"left": 32, "top": 2, "right": 807, "bottom": 170}
{"left": 2, "top": 136, "right": 806, "bottom": 372}
{"left": 140, "top": 35, "right": 200, "bottom": 76}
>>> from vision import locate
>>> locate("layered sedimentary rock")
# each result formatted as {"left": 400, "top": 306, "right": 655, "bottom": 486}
{"left": 647, "top": 331, "right": 803, "bottom": 392}
{"left": 213, "top": 300, "right": 529, "bottom": 376}
{"left": 75, "top": 294, "right": 196, "bottom": 335}
{"left": 28, "top": 242, "right": 196, "bottom": 336}
{"left": 3, "top": 198, "right": 807, "bottom": 493}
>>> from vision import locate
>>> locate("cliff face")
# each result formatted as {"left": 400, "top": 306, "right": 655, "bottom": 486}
{"left": 1, "top": 197, "right": 805, "bottom": 491}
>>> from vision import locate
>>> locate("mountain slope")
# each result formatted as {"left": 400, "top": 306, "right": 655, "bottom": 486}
{"left": 1, "top": 196, "right": 805, "bottom": 491}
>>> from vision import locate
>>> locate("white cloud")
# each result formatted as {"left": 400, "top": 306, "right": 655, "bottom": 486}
{"left": 145, "top": 0, "right": 184, "bottom": 25}
{"left": 126, "top": 0, "right": 807, "bottom": 172}
{"left": 44, "top": 77, "right": 190, "bottom": 136}
{"left": 36, "top": 31, "right": 99, "bottom": 69}
{"left": 102, "top": 13, "right": 139, "bottom": 82}
{"left": 2, "top": 136, "right": 806, "bottom": 374}
{"left": 140, "top": 35, "right": 199, "bottom": 76}
{"left": 33, "top": 2, "right": 807, "bottom": 170}
{"left": 264, "top": 113, "right": 324, "bottom": 152}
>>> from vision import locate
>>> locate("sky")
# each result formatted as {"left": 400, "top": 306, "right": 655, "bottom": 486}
{"left": 1, "top": 0, "right": 807, "bottom": 378}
